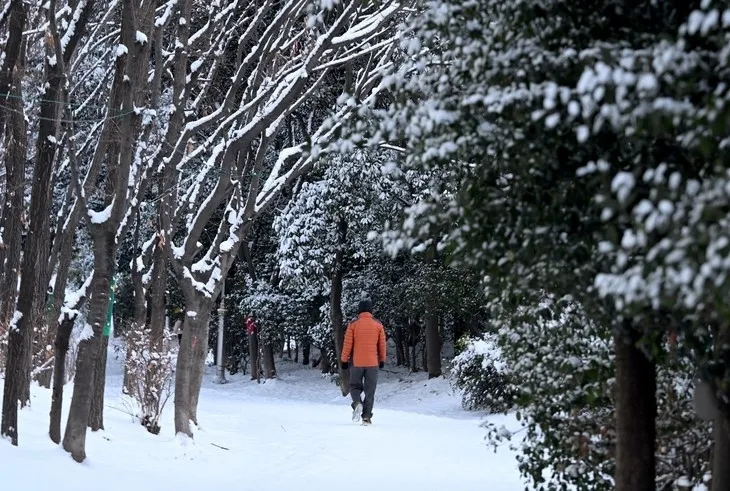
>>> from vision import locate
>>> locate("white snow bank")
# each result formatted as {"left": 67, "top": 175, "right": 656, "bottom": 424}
{"left": 1, "top": 353, "right": 522, "bottom": 491}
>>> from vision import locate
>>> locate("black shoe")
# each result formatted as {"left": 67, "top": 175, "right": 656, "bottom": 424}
{"left": 362, "top": 417, "right": 372, "bottom": 425}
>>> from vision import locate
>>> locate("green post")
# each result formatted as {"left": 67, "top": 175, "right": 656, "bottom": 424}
{"left": 103, "top": 277, "right": 115, "bottom": 337}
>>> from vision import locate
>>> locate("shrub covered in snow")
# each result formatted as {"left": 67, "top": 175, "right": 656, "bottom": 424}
{"left": 451, "top": 335, "right": 513, "bottom": 412}
{"left": 478, "top": 297, "right": 711, "bottom": 490}
{"left": 121, "top": 325, "right": 175, "bottom": 435}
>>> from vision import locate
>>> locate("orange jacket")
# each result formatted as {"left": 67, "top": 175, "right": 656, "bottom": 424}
{"left": 341, "top": 313, "right": 386, "bottom": 367}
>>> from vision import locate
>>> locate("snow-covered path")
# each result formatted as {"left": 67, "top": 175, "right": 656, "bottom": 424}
{"left": 2, "top": 355, "right": 522, "bottom": 490}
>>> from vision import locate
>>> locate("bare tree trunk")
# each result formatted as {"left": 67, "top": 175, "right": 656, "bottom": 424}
{"left": 188, "top": 320, "right": 209, "bottom": 426}
{"left": 712, "top": 417, "right": 730, "bottom": 491}
{"left": 0, "top": 1, "right": 28, "bottom": 418}
{"left": 0, "top": 0, "right": 26, "bottom": 139}
{"left": 49, "top": 315, "right": 76, "bottom": 444}
{"left": 4, "top": 0, "right": 95, "bottom": 446}
{"left": 424, "top": 243, "right": 441, "bottom": 378}
{"left": 320, "top": 348, "right": 331, "bottom": 374}
{"left": 62, "top": 0, "right": 152, "bottom": 460}
{"left": 395, "top": 323, "right": 405, "bottom": 366}
{"left": 331, "top": 215, "right": 349, "bottom": 395}
{"left": 262, "top": 342, "right": 277, "bottom": 379}
{"left": 88, "top": 334, "right": 109, "bottom": 431}
{"left": 248, "top": 333, "right": 259, "bottom": 380}
{"left": 421, "top": 341, "right": 427, "bottom": 372}
{"left": 614, "top": 329, "right": 656, "bottom": 491}
{"left": 62, "top": 232, "right": 114, "bottom": 462}
{"left": 712, "top": 324, "right": 730, "bottom": 491}
{"left": 302, "top": 341, "right": 310, "bottom": 365}
{"left": 0, "top": 51, "right": 27, "bottom": 317}
{"left": 174, "top": 298, "right": 210, "bottom": 437}
{"left": 2, "top": 0, "right": 47, "bottom": 443}
{"left": 425, "top": 311, "right": 441, "bottom": 378}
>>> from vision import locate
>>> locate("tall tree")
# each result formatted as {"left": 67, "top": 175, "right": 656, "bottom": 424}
{"left": 62, "top": 0, "right": 156, "bottom": 462}
{"left": 164, "top": 0, "right": 402, "bottom": 437}
{"left": 344, "top": 0, "right": 709, "bottom": 487}
{"left": 2, "top": 0, "right": 95, "bottom": 446}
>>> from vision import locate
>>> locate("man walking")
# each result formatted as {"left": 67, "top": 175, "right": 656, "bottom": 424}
{"left": 340, "top": 299, "right": 386, "bottom": 425}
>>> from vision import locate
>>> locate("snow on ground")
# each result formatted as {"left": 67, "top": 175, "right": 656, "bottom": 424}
{"left": 2, "top": 345, "right": 523, "bottom": 490}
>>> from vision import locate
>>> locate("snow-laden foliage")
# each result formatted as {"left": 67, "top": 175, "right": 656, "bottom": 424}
{"left": 475, "top": 297, "right": 711, "bottom": 490}
{"left": 339, "top": 0, "right": 725, "bottom": 487}
{"left": 484, "top": 298, "right": 616, "bottom": 490}
{"left": 274, "top": 150, "right": 401, "bottom": 292}
{"left": 239, "top": 280, "right": 293, "bottom": 347}
{"left": 451, "top": 334, "right": 512, "bottom": 412}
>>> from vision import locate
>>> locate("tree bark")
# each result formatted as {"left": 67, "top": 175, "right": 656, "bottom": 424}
{"left": 711, "top": 323, "right": 730, "bottom": 491}
{"left": 62, "top": 231, "right": 114, "bottom": 462}
{"left": 331, "top": 215, "right": 349, "bottom": 395}
{"left": 302, "top": 341, "right": 310, "bottom": 365}
{"left": 0, "top": 38, "right": 27, "bottom": 341}
{"left": 49, "top": 315, "right": 76, "bottom": 444}
{"left": 425, "top": 311, "right": 441, "bottom": 378}
{"left": 0, "top": 1, "right": 29, "bottom": 447}
{"left": 13, "top": 7, "right": 67, "bottom": 405}
{"left": 262, "top": 342, "right": 277, "bottom": 379}
{"left": 188, "top": 321, "right": 210, "bottom": 426}
{"left": 614, "top": 330, "right": 656, "bottom": 491}
{"left": 174, "top": 299, "right": 210, "bottom": 437}
{"left": 712, "top": 417, "right": 730, "bottom": 491}
{"left": 320, "top": 348, "right": 331, "bottom": 374}
{"left": 395, "top": 323, "right": 405, "bottom": 366}
{"left": 0, "top": 0, "right": 26, "bottom": 139}
{"left": 0, "top": 6, "right": 26, "bottom": 375}
{"left": 248, "top": 333, "right": 260, "bottom": 380}
{"left": 423, "top": 242, "right": 441, "bottom": 378}
{"left": 88, "top": 334, "right": 109, "bottom": 431}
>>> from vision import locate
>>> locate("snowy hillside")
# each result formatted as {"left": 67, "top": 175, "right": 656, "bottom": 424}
{"left": 1, "top": 348, "right": 522, "bottom": 490}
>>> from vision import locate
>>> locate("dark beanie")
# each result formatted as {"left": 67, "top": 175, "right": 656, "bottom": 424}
{"left": 358, "top": 299, "right": 373, "bottom": 314}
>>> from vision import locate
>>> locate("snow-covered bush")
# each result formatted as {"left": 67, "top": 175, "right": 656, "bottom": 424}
{"left": 122, "top": 326, "right": 175, "bottom": 435}
{"left": 481, "top": 297, "right": 617, "bottom": 490}
{"left": 480, "top": 297, "right": 711, "bottom": 490}
{"left": 451, "top": 335, "right": 513, "bottom": 412}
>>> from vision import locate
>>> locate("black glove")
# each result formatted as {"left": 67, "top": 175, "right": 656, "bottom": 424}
{"left": 341, "top": 361, "right": 349, "bottom": 370}
{"left": 379, "top": 361, "right": 384, "bottom": 369}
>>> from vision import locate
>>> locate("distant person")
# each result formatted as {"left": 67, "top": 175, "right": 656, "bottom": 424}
{"left": 340, "top": 299, "right": 386, "bottom": 425}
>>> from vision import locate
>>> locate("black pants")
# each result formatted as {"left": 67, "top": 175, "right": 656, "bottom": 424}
{"left": 349, "top": 366, "right": 379, "bottom": 419}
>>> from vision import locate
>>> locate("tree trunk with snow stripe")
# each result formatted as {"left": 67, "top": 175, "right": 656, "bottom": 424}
{"left": 63, "top": 0, "right": 156, "bottom": 461}
{"left": 62, "top": 230, "right": 114, "bottom": 462}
